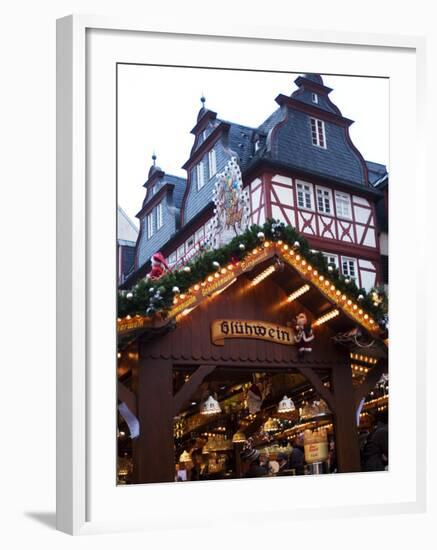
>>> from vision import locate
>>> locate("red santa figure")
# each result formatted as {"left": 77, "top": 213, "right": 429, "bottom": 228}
{"left": 295, "top": 312, "right": 314, "bottom": 358}
{"left": 146, "top": 252, "right": 169, "bottom": 280}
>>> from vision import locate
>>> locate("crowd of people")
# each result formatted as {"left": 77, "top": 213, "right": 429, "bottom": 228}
{"left": 175, "top": 409, "right": 388, "bottom": 481}
{"left": 241, "top": 438, "right": 306, "bottom": 478}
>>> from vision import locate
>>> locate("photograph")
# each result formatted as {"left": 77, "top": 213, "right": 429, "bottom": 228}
{"left": 116, "top": 66, "right": 389, "bottom": 485}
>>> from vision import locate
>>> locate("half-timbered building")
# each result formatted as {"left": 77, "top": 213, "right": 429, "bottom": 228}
{"left": 116, "top": 73, "right": 389, "bottom": 484}
{"left": 123, "top": 74, "right": 387, "bottom": 293}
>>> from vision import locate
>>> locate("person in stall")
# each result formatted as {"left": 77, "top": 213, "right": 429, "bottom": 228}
{"left": 241, "top": 448, "right": 268, "bottom": 478}
{"left": 361, "top": 409, "right": 389, "bottom": 471}
{"left": 275, "top": 452, "right": 295, "bottom": 476}
{"left": 190, "top": 449, "right": 207, "bottom": 481}
{"left": 289, "top": 434, "right": 305, "bottom": 475}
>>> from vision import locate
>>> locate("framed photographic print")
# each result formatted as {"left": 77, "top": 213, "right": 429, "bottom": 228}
{"left": 56, "top": 15, "right": 427, "bottom": 535}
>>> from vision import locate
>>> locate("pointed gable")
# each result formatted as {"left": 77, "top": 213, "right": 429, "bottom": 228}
{"left": 249, "top": 74, "right": 369, "bottom": 188}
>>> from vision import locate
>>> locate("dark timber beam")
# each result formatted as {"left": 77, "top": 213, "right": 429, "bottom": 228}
{"left": 133, "top": 358, "right": 174, "bottom": 484}
{"left": 173, "top": 365, "right": 216, "bottom": 417}
{"left": 331, "top": 363, "right": 361, "bottom": 472}
{"left": 117, "top": 381, "right": 137, "bottom": 417}
{"left": 296, "top": 366, "right": 336, "bottom": 413}
{"left": 354, "top": 362, "right": 388, "bottom": 410}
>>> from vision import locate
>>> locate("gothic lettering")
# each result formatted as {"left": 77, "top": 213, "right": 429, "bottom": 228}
{"left": 220, "top": 320, "right": 230, "bottom": 335}
{"left": 212, "top": 319, "right": 294, "bottom": 346}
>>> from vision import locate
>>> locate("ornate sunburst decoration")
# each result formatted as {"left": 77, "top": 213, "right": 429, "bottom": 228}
{"left": 206, "top": 157, "right": 250, "bottom": 249}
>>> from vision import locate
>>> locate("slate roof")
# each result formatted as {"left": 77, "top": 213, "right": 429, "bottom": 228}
{"left": 302, "top": 73, "right": 324, "bottom": 85}
{"left": 141, "top": 173, "right": 187, "bottom": 210}
{"left": 291, "top": 74, "right": 340, "bottom": 115}
{"left": 238, "top": 74, "right": 371, "bottom": 186}
{"left": 272, "top": 108, "right": 367, "bottom": 185}
{"left": 258, "top": 107, "right": 284, "bottom": 134}
{"left": 223, "top": 120, "right": 256, "bottom": 169}
{"left": 366, "top": 161, "right": 388, "bottom": 186}
{"left": 164, "top": 174, "right": 187, "bottom": 209}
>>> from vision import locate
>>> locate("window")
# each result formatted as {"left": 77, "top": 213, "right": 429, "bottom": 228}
{"left": 156, "top": 202, "right": 163, "bottom": 230}
{"left": 311, "top": 93, "right": 318, "bottom": 104}
{"left": 196, "top": 162, "right": 205, "bottom": 190}
{"left": 322, "top": 253, "right": 339, "bottom": 269}
{"left": 146, "top": 212, "right": 154, "bottom": 239}
{"left": 195, "top": 226, "right": 205, "bottom": 242}
{"left": 296, "top": 181, "right": 314, "bottom": 210}
{"left": 316, "top": 186, "right": 332, "bottom": 214}
{"left": 310, "top": 117, "right": 326, "bottom": 148}
{"left": 341, "top": 256, "right": 358, "bottom": 282}
{"left": 176, "top": 244, "right": 185, "bottom": 260}
{"left": 335, "top": 191, "right": 352, "bottom": 219}
{"left": 208, "top": 150, "right": 217, "bottom": 179}
{"left": 168, "top": 252, "right": 177, "bottom": 266}
{"left": 186, "top": 235, "right": 195, "bottom": 251}
{"left": 208, "top": 149, "right": 217, "bottom": 179}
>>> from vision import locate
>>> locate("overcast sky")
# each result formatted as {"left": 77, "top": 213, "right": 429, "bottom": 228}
{"left": 117, "top": 65, "right": 389, "bottom": 226}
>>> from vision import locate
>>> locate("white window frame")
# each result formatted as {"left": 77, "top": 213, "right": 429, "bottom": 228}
{"left": 146, "top": 212, "right": 154, "bottom": 239}
{"left": 341, "top": 256, "right": 358, "bottom": 282}
{"left": 186, "top": 235, "right": 195, "bottom": 251}
{"left": 311, "top": 92, "right": 318, "bottom": 104}
{"left": 335, "top": 191, "right": 352, "bottom": 220}
{"left": 208, "top": 149, "right": 217, "bottom": 179}
{"left": 167, "top": 252, "right": 177, "bottom": 266}
{"left": 296, "top": 180, "right": 314, "bottom": 211}
{"left": 196, "top": 161, "right": 205, "bottom": 190}
{"left": 176, "top": 244, "right": 185, "bottom": 260}
{"left": 195, "top": 226, "right": 205, "bottom": 242}
{"left": 310, "top": 117, "right": 326, "bottom": 148}
{"left": 156, "top": 202, "right": 163, "bottom": 230}
{"left": 322, "top": 252, "right": 339, "bottom": 269}
{"left": 316, "top": 185, "right": 333, "bottom": 215}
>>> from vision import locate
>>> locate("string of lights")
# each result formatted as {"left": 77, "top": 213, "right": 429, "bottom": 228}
{"left": 117, "top": 220, "right": 387, "bottom": 331}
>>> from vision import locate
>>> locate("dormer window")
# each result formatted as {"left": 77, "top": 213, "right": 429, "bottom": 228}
{"left": 311, "top": 93, "right": 318, "bottom": 104}
{"left": 146, "top": 212, "right": 154, "bottom": 239}
{"left": 208, "top": 149, "right": 217, "bottom": 179}
{"left": 156, "top": 202, "right": 163, "bottom": 230}
{"left": 196, "top": 161, "right": 205, "bottom": 190}
{"left": 310, "top": 117, "right": 326, "bottom": 148}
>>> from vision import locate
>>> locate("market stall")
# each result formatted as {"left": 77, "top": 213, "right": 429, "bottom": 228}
{"left": 117, "top": 237, "right": 388, "bottom": 484}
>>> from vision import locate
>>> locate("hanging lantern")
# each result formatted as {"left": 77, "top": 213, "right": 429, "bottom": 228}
{"left": 179, "top": 450, "right": 192, "bottom": 463}
{"left": 232, "top": 430, "right": 247, "bottom": 444}
{"left": 200, "top": 395, "right": 222, "bottom": 415}
{"left": 277, "top": 395, "right": 296, "bottom": 414}
{"left": 263, "top": 417, "right": 280, "bottom": 433}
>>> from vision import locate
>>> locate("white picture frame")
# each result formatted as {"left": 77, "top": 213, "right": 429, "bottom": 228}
{"left": 56, "top": 15, "right": 427, "bottom": 535}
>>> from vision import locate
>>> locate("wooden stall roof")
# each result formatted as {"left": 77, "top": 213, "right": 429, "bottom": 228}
{"left": 118, "top": 242, "right": 387, "bottom": 360}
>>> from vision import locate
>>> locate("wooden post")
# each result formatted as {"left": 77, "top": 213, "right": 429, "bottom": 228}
{"left": 331, "top": 363, "right": 361, "bottom": 473}
{"left": 133, "top": 358, "right": 174, "bottom": 484}
{"left": 233, "top": 442, "right": 244, "bottom": 478}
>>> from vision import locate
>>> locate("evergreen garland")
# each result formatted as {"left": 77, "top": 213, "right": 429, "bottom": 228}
{"left": 118, "top": 219, "right": 388, "bottom": 327}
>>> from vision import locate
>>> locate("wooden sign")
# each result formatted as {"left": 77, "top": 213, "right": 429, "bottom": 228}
{"left": 118, "top": 316, "right": 149, "bottom": 334}
{"left": 211, "top": 319, "right": 295, "bottom": 346}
